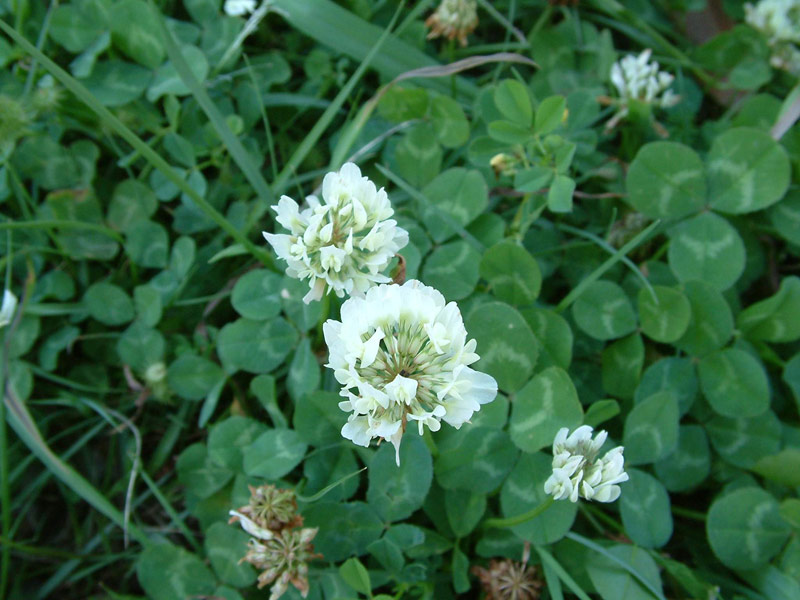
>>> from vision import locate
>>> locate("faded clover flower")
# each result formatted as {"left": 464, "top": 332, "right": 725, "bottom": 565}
{"left": 224, "top": 0, "right": 257, "bottom": 16}
{"left": 244, "top": 527, "right": 320, "bottom": 598}
{"left": 425, "top": 0, "right": 479, "bottom": 47}
{"left": 323, "top": 280, "right": 498, "bottom": 465}
{"left": 228, "top": 484, "right": 300, "bottom": 538}
{"left": 472, "top": 543, "right": 543, "bottom": 600}
{"left": 229, "top": 485, "right": 319, "bottom": 600}
{"left": 606, "top": 49, "right": 679, "bottom": 130}
{"left": 264, "top": 162, "right": 409, "bottom": 304}
{"left": 543, "top": 425, "right": 628, "bottom": 503}
{"left": 745, "top": 0, "right": 800, "bottom": 74}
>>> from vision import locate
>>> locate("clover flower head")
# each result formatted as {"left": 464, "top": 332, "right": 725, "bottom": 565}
{"left": 242, "top": 527, "right": 320, "bottom": 599}
{"left": 224, "top": 0, "right": 257, "bottom": 16}
{"left": 745, "top": 0, "right": 800, "bottom": 43}
{"left": 610, "top": 50, "right": 679, "bottom": 112}
{"left": 0, "top": 289, "right": 18, "bottom": 328}
{"left": 472, "top": 543, "right": 543, "bottom": 600}
{"left": 264, "top": 162, "right": 409, "bottom": 304}
{"left": 425, "top": 0, "right": 479, "bottom": 47}
{"left": 745, "top": 0, "right": 800, "bottom": 73}
{"left": 323, "top": 280, "right": 497, "bottom": 465}
{"left": 230, "top": 485, "right": 319, "bottom": 599}
{"left": 543, "top": 425, "right": 628, "bottom": 503}
{"left": 228, "top": 484, "right": 299, "bottom": 537}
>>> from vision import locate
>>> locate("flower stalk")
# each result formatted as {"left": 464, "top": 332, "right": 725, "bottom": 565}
{"left": 483, "top": 497, "right": 556, "bottom": 529}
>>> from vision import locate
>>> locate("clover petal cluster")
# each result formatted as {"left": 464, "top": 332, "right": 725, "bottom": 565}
{"left": 264, "top": 163, "right": 409, "bottom": 304}
{"left": 323, "top": 280, "right": 497, "bottom": 464}
{"left": 745, "top": 0, "right": 800, "bottom": 74}
{"left": 425, "top": 0, "right": 479, "bottom": 46}
{"left": 229, "top": 485, "right": 320, "bottom": 599}
{"left": 608, "top": 49, "right": 679, "bottom": 125}
{"left": 543, "top": 426, "right": 628, "bottom": 503}
{"left": 224, "top": 0, "right": 257, "bottom": 16}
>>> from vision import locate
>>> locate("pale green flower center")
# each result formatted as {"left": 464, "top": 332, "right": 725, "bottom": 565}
{"left": 356, "top": 319, "right": 455, "bottom": 415}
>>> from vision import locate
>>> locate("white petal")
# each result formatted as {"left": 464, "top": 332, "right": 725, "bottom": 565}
{"left": 384, "top": 373, "right": 418, "bottom": 405}
{"left": 0, "top": 289, "right": 17, "bottom": 328}
{"left": 228, "top": 510, "right": 274, "bottom": 540}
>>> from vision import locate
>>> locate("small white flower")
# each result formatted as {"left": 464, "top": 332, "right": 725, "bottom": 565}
{"left": 607, "top": 49, "right": 680, "bottom": 129}
{"left": 543, "top": 425, "right": 629, "bottom": 503}
{"left": 0, "top": 289, "right": 17, "bottom": 328}
{"left": 324, "top": 280, "right": 497, "bottom": 465}
{"left": 745, "top": 0, "right": 800, "bottom": 73}
{"left": 264, "top": 163, "right": 408, "bottom": 304}
{"left": 224, "top": 0, "right": 257, "bottom": 16}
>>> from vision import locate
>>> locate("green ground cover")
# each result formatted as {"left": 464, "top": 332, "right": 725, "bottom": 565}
{"left": 1, "top": 0, "right": 799, "bottom": 598}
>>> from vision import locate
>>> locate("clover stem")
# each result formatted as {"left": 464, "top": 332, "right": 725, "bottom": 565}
{"left": 482, "top": 496, "right": 555, "bottom": 529}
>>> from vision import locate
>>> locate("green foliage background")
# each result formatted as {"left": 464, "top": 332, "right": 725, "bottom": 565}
{"left": 1, "top": 0, "right": 799, "bottom": 598}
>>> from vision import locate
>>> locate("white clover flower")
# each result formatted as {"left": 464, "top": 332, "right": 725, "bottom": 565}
{"left": 0, "top": 289, "right": 18, "bottom": 328}
{"left": 323, "top": 280, "right": 497, "bottom": 465}
{"left": 264, "top": 163, "right": 409, "bottom": 304}
{"left": 607, "top": 49, "right": 679, "bottom": 129}
{"left": 224, "top": 0, "right": 257, "bottom": 16}
{"left": 426, "top": 0, "right": 479, "bottom": 47}
{"left": 745, "top": 0, "right": 800, "bottom": 73}
{"left": 543, "top": 425, "right": 628, "bottom": 503}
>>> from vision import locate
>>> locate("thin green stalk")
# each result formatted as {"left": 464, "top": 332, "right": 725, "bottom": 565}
{"left": 588, "top": 0, "right": 716, "bottom": 88}
{"left": 535, "top": 545, "right": 593, "bottom": 600}
{"left": 510, "top": 191, "right": 545, "bottom": 241}
{"left": 557, "top": 223, "right": 656, "bottom": 303}
{"left": 0, "top": 219, "right": 123, "bottom": 242}
{"left": 394, "top": 0, "right": 434, "bottom": 39}
{"left": 147, "top": 401, "right": 191, "bottom": 473}
{"left": 476, "top": 0, "right": 527, "bottom": 45}
{"left": 4, "top": 383, "right": 149, "bottom": 545}
{"left": 483, "top": 496, "right": 555, "bottom": 529}
{"left": 154, "top": 3, "right": 275, "bottom": 209}
{"left": 0, "top": 536, "right": 105, "bottom": 560}
{"left": 11, "top": 422, "right": 106, "bottom": 522}
{"left": 566, "top": 531, "right": 667, "bottom": 600}
{"left": 36, "top": 476, "right": 161, "bottom": 599}
{"left": 22, "top": 0, "right": 58, "bottom": 97}
{"left": 580, "top": 501, "right": 624, "bottom": 533}
{"left": 0, "top": 19, "right": 270, "bottom": 266}
{"left": 376, "top": 164, "right": 485, "bottom": 251}
{"left": 422, "top": 428, "right": 439, "bottom": 458}
{"left": 139, "top": 469, "right": 201, "bottom": 552}
{"left": 672, "top": 505, "right": 707, "bottom": 521}
{"left": 272, "top": 1, "right": 406, "bottom": 195}
{"left": 555, "top": 220, "right": 661, "bottom": 313}
{"left": 244, "top": 53, "right": 279, "bottom": 182}
{"left": 0, "top": 275, "right": 10, "bottom": 600}
{"left": 296, "top": 467, "right": 367, "bottom": 503}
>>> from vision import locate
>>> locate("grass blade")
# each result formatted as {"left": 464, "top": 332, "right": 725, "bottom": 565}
{"left": 535, "top": 545, "right": 592, "bottom": 600}
{"left": 272, "top": 0, "right": 477, "bottom": 101}
{"left": 375, "top": 163, "right": 485, "bottom": 251}
{"left": 3, "top": 386, "right": 149, "bottom": 546}
{"left": 566, "top": 532, "right": 667, "bottom": 600}
{"left": 270, "top": 0, "right": 406, "bottom": 195}
{"left": 555, "top": 220, "right": 661, "bottom": 313}
{"left": 330, "top": 52, "right": 537, "bottom": 168}
{"left": 296, "top": 466, "right": 367, "bottom": 503}
{"left": 153, "top": 2, "right": 274, "bottom": 206}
